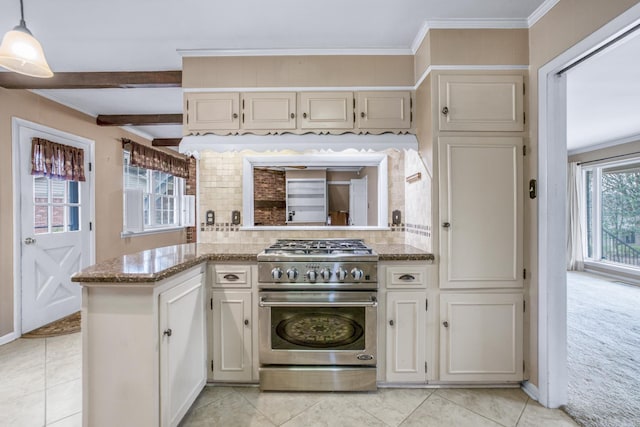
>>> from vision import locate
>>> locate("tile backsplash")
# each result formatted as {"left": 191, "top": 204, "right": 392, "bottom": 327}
{"left": 198, "top": 148, "right": 431, "bottom": 250}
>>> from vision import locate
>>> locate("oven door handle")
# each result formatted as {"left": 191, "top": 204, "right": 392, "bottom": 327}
{"left": 259, "top": 297, "right": 378, "bottom": 308}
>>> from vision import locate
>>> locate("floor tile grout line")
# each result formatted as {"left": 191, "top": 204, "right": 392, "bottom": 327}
{"left": 515, "top": 396, "right": 530, "bottom": 426}
{"left": 395, "top": 389, "right": 435, "bottom": 426}
{"left": 433, "top": 391, "right": 516, "bottom": 427}
{"left": 274, "top": 398, "right": 327, "bottom": 427}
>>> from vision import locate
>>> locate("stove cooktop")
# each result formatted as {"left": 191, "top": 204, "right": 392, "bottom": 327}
{"left": 261, "top": 239, "right": 375, "bottom": 256}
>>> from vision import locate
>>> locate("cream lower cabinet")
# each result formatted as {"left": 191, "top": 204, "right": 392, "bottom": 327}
{"left": 439, "top": 293, "right": 523, "bottom": 382}
{"left": 386, "top": 291, "right": 427, "bottom": 383}
{"left": 211, "top": 290, "right": 253, "bottom": 382}
{"left": 159, "top": 272, "right": 207, "bottom": 427}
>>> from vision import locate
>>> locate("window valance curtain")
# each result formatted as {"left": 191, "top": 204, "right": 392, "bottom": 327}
{"left": 31, "top": 137, "right": 86, "bottom": 182}
{"left": 122, "top": 138, "right": 189, "bottom": 179}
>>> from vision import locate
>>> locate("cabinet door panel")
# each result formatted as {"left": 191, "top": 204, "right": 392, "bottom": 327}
{"left": 386, "top": 291, "right": 426, "bottom": 383}
{"left": 440, "top": 293, "right": 523, "bottom": 382}
{"left": 439, "top": 137, "right": 523, "bottom": 289}
{"left": 357, "top": 91, "right": 411, "bottom": 129}
{"left": 185, "top": 93, "right": 240, "bottom": 131}
{"left": 212, "top": 291, "right": 252, "bottom": 381}
{"left": 438, "top": 75, "right": 524, "bottom": 131}
{"left": 160, "top": 273, "right": 206, "bottom": 427}
{"left": 242, "top": 92, "right": 296, "bottom": 130}
{"left": 299, "top": 92, "right": 354, "bottom": 129}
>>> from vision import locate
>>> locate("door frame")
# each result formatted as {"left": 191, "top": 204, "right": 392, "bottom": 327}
{"left": 537, "top": 3, "right": 640, "bottom": 408}
{"left": 11, "top": 117, "right": 96, "bottom": 337}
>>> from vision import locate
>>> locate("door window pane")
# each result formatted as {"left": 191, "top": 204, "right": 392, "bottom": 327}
{"left": 34, "top": 205, "right": 49, "bottom": 234}
{"left": 68, "top": 206, "right": 80, "bottom": 231}
{"left": 52, "top": 205, "right": 65, "bottom": 232}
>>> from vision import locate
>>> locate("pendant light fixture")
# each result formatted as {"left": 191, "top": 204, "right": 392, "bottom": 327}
{"left": 0, "top": 0, "right": 53, "bottom": 78}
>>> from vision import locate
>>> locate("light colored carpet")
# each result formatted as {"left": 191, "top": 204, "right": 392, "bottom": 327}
{"left": 566, "top": 271, "right": 640, "bottom": 427}
{"left": 22, "top": 311, "right": 81, "bottom": 338}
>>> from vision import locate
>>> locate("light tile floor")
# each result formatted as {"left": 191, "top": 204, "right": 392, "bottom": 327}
{"left": 0, "top": 332, "right": 578, "bottom": 427}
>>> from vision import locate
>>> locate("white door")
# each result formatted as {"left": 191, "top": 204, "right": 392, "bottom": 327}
{"left": 212, "top": 290, "right": 252, "bottom": 381}
{"left": 18, "top": 122, "right": 93, "bottom": 333}
{"left": 386, "top": 291, "right": 426, "bottom": 383}
{"left": 349, "top": 177, "right": 368, "bottom": 226}
{"left": 438, "top": 137, "right": 523, "bottom": 289}
{"left": 439, "top": 293, "right": 523, "bottom": 382}
{"left": 159, "top": 273, "right": 206, "bottom": 427}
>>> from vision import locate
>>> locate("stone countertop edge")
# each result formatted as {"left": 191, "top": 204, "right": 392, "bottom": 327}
{"left": 72, "top": 243, "right": 434, "bottom": 284}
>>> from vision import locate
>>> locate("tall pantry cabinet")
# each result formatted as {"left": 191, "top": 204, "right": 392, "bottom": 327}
{"left": 431, "top": 72, "right": 526, "bottom": 383}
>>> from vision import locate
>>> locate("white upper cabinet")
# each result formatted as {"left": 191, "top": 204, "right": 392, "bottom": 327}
{"left": 242, "top": 92, "right": 297, "bottom": 130}
{"left": 185, "top": 92, "right": 240, "bottom": 131}
{"left": 439, "top": 136, "right": 523, "bottom": 289}
{"left": 357, "top": 91, "right": 411, "bottom": 129}
{"left": 299, "top": 92, "right": 354, "bottom": 129}
{"left": 438, "top": 75, "right": 524, "bottom": 132}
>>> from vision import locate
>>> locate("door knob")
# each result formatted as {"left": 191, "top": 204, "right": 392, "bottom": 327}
{"left": 163, "top": 328, "right": 172, "bottom": 337}
{"left": 442, "top": 222, "right": 451, "bottom": 228}
{"left": 24, "top": 237, "right": 36, "bottom": 245}
{"left": 442, "top": 321, "right": 449, "bottom": 328}
{"left": 389, "top": 319, "right": 394, "bottom": 326}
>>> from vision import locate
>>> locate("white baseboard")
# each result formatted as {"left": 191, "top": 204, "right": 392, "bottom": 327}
{"left": 0, "top": 331, "right": 19, "bottom": 346}
{"left": 521, "top": 381, "right": 540, "bottom": 401}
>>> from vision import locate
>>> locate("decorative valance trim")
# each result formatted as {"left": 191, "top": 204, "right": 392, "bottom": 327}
{"left": 31, "top": 137, "right": 86, "bottom": 182}
{"left": 122, "top": 138, "right": 189, "bottom": 179}
{"left": 179, "top": 133, "right": 419, "bottom": 156}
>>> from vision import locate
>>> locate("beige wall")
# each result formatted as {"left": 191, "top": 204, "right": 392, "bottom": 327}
{"left": 183, "top": 55, "right": 415, "bottom": 88}
{"left": 0, "top": 88, "right": 186, "bottom": 337}
{"left": 527, "top": 0, "right": 640, "bottom": 387}
{"left": 414, "top": 29, "right": 528, "bottom": 80}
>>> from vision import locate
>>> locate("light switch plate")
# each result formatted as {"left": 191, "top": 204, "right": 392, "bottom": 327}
{"left": 392, "top": 210, "right": 401, "bottom": 225}
{"left": 231, "top": 210, "right": 241, "bottom": 225}
{"left": 206, "top": 210, "right": 215, "bottom": 225}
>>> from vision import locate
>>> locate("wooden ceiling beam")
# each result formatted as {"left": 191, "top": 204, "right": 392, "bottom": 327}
{"left": 0, "top": 71, "right": 182, "bottom": 89}
{"left": 96, "top": 114, "right": 183, "bottom": 126}
{"left": 152, "top": 138, "right": 182, "bottom": 147}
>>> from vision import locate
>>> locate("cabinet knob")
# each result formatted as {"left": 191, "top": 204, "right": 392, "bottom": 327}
{"left": 389, "top": 319, "right": 394, "bottom": 326}
{"left": 442, "top": 222, "right": 451, "bottom": 228}
{"left": 290, "top": 113, "right": 295, "bottom": 119}
{"left": 360, "top": 112, "right": 366, "bottom": 118}
{"left": 442, "top": 321, "right": 449, "bottom": 328}
{"left": 233, "top": 113, "right": 238, "bottom": 119}
{"left": 303, "top": 112, "right": 308, "bottom": 118}
{"left": 244, "top": 319, "right": 249, "bottom": 326}
{"left": 163, "top": 328, "right": 172, "bottom": 337}
{"left": 441, "top": 106, "right": 449, "bottom": 115}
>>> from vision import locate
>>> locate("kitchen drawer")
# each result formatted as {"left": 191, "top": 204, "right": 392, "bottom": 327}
{"left": 386, "top": 265, "right": 428, "bottom": 289}
{"left": 211, "top": 265, "right": 252, "bottom": 288}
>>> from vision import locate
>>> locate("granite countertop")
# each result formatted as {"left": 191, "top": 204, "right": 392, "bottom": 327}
{"left": 72, "top": 242, "right": 434, "bottom": 284}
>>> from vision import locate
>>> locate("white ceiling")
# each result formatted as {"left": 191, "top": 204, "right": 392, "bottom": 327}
{"left": 8, "top": 0, "right": 608, "bottom": 144}
{"left": 566, "top": 28, "right": 640, "bottom": 153}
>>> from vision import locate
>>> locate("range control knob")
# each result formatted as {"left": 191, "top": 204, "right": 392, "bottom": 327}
{"left": 337, "top": 268, "right": 348, "bottom": 281}
{"left": 319, "top": 268, "right": 332, "bottom": 281}
{"left": 271, "top": 267, "right": 283, "bottom": 280}
{"left": 306, "top": 270, "right": 318, "bottom": 282}
{"left": 351, "top": 268, "right": 364, "bottom": 281}
{"left": 286, "top": 268, "right": 298, "bottom": 281}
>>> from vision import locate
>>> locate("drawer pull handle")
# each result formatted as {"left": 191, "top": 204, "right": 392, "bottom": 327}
{"left": 398, "top": 274, "right": 415, "bottom": 281}
{"left": 223, "top": 274, "right": 240, "bottom": 281}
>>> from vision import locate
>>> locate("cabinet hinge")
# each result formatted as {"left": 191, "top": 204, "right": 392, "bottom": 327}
{"left": 242, "top": 99, "right": 245, "bottom": 109}
{"left": 425, "top": 361, "right": 428, "bottom": 373}
{"left": 410, "top": 111, "right": 413, "bottom": 123}
{"left": 523, "top": 83, "right": 525, "bottom": 96}
{"left": 523, "top": 145, "right": 527, "bottom": 156}
{"left": 88, "top": 162, "right": 92, "bottom": 172}
{"left": 523, "top": 112, "right": 526, "bottom": 125}
{"left": 242, "top": 113, "right": 245, "bottom": 123}
{"left": 89, "top": 222, "right": 92, "bottom": 231}
{"left": 523, "top": 360, "right": 525, "bottom": 372}
{"left": 185, "top": 101, "right": 189, "bottom": 124}
{"left": 410, "top": 97, "right": 413, "bottom": 109}
{"left": 353, "top": 98, "right": 355, "bottom": 109}
{"left": 523, "top": 268, "right": 527, "bottom": 279}
{"left": 425, "top": 298, "right": 428, "bottom": 311}
{"left": 210, "top": 298, "right": 213, "bottom": 310}
{"left": 524, "top": 299, "right": 526, "bottom": 312}
{"left": 211, "top": 360, "right": 214, "bottom": 371}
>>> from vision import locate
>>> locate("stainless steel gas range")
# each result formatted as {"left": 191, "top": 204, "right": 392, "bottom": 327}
{"left": 257, "top": 239, "right": 379, "bottom": 391}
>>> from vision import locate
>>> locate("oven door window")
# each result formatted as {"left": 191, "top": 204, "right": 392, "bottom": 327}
{"left": 271, "top": 307, "right": 366, "bottom": 351}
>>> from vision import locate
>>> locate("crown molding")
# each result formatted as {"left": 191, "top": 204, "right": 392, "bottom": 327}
{"left": 528, "top": 0, "right": 561, "bottom": 28}
{"left": 178, "top": 48, "right": 413, "bottom": 57}
{"left": 426, "top": 18, "right": 529, "bottom": 29}
{"left": 411, "top": 22, "right": 431, "bottom": 54}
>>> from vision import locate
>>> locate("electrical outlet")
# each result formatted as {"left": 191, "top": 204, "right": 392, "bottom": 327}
{"left": 206, "top": 210, "right": 215, "bottom": 225}
{"left": 231, "top": 210, "right": 241, "bottom": 225}
{"left": 392, "top": 210, "right": 402, "bottom": 225}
